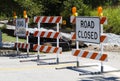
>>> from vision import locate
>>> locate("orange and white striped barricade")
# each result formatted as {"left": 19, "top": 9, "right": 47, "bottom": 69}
{"left": 33, "top": 44, "right": 62, "bottom": 54}
{"left": 70, "top": 16, "right": 76, "bottom": 24}
{"left": 15, "top": 42, "right": 30, "bottom": 49}
{"left": 72, "top": 49, "right": 108, "bottom": 62}
{"left": 33, "top": 16, "right": 62, "bottom": 64}
{"left": 33, "top": 31, "right": 61, "bottom": 39}
{"left": 14, "top": 42, "right": 30, "bottom": 58}
{"left": 69, "top": 16, "right": 108, "bottom": 74}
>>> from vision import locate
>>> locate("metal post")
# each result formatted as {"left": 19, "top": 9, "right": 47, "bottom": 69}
{"left": 56, "top": 23, "right": 59, "bottom": 64}
{"left": 76, "top": 41, "right": 79, "bottom": 67}
{"left": 100, "top": 24, "right": 104, "bottom": 73}
{"left": 26, "top": 22, "right": 29, "bottom": 57}
{"left": 16, "top": 36, "right": 19, "bottom": 55}
{"left": 37, "top": 23, "right": 40, "bottom": 63}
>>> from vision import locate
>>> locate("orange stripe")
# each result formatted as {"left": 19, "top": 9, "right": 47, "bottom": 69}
{"left": 22, "top": 43, "right": 24, "bottom": 48}
{"left": 40, "top": 31, "right": 45, "bottom": 37}
{"left": 25, "top": 18, "right": 28, "bottom": 23}
{"left": 90, "top": 52, "right": 98, "bottom": 59}
{"left": 34, "top": 31, "right": 39, "bottom": 37}
{"left": 99, "top": 54, "right": 107, "bottom": 61}
{"left": 73, "top": 18, "right": 76, "bottom": 23}
{"left": 33, "top": 44, "right": 38, "bottom": 51}
{"left": 35, "top": 16, "right": 40, "bottom": 23}
{"left": 26, "top": 31, "right": 29, "bottom": 36}
{"left": 18, "top": 43, "right": 21, "bottom": 48}
{"left": 42, "top": 16, "right": 47, "bottom": 23}
{"left": 48, "top": 16, "right": 54, "bottom": 23}
{"left": 53, "top": 32, "right": 59, "bottom": 38}
{"left": 46, "top": 46, "right": 52, "bottom": 53}
{"left": 40, "top": 45, "right": 44, "bottom": 52}
{"left": 25, "top": 44, "right": 28, "bottom": 49}
{"left": 55, "top": 16, "right": 61, "bottom": 23}
{"left": 53, "top": 47, "right": 58, "bottom": 53}
{"left": 81, "top": 51, "right": 89, "bottom": 58}
{"left": 47, "top": 32, "right": 52, "bottom": 38}
{"left": 73, "top": 50, "right": 80, "bottom": 56}
{"left": 100, "top": 35, "right": 106, "bottom": 42}
{"left": 72, "top": 33, "right": 76, "bottom": 39}
{"left": 100, "top": 17, "right": 106, "bottom": 24}
{"left": 15, "top": 43, "right": 17, "bottom": 48}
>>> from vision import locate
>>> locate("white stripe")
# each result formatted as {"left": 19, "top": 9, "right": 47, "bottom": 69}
{"left": 95, "top": 53, "right": 101, "bottom": 60}
{"left": 57, "top": 47, "right": 62, "bottom": 54}
{"left": 45, "top": 17, "right": 50, "bottom": 23}
{"left": 72, "top": 49, "right": 76, "bottom": 55}
{"left": 59, "top": 17, "right": 62, "bottom": 23}
{"left": 39, "top": 16, "right": 44, "bottom": 23}
{"left": 20, "top": 43, "right": 22, "bottom": 48}
{"left": 34, "top": 17, "right": 37, "bottom": 22}
{"left": 43, "top": 32, "right": 48, "bottom": 37}
{"left": 57, "top": 33, "right": 61, "bottom": 38}
{"left": 52, "top": 17, "right": 56, "bottom": 23}
{"left": 36, "top": 45, "right": 40, "bottom": 51}
{"left": 23, "top": 44, "right": 26, "bottom": 48}
{"left": 38, "top": 31, "right": 42, "bottom": 37}
{"left": 50, "top": 32, "right": 54, "bottom": 38}
{"left": 50, "top": 47, "right": 54, "bottom": 53}
{"left": 78, "top": 50, "right": 84, "bottom": 57}
{"left": 43, "top": 46, "right": 48, "bottom": 52}
{"left": 86, "top": 51, "right": 93, "bottom": 58}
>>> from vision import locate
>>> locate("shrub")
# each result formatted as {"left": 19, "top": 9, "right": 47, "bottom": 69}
{"left": 90, "top": 6, "right": 120, "bottom": 35}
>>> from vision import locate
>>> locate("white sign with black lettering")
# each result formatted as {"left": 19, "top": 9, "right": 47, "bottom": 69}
{"left": 15, "top": 19, "right": 26, "bottom": 36}
{"left": 76, "top": 17, "right": 100, "bottom": 43}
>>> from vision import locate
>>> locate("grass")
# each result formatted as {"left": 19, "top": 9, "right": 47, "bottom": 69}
{"left": 2, "top": 32, "right": 26, "bottom": 43}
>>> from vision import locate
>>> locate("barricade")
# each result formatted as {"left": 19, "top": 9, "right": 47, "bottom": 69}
{"left": 33, "top": 16, "right": 62, "bottom": 65}
{"left": 13, "top": 18, "right": 31, "bottom": 58}
{"left": 56, "top": 16, "right": 108, "bottom": 75}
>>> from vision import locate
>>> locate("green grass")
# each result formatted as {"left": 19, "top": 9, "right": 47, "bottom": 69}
{"left": 2, "top": 33, "right": 26, "bottom": 43}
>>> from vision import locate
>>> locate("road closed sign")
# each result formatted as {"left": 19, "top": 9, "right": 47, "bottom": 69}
{"left": 76, "top": 17, "right": 100, "bottom": 43}
{"left": 15, "top": 19, "right": 26, "bottom": 36}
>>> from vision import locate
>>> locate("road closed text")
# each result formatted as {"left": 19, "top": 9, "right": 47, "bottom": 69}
{"left": 76, "top": 17, "right": 100, "bottom": 43}
{"left": 78, "top": 20, "right": 98, "bottom": 40}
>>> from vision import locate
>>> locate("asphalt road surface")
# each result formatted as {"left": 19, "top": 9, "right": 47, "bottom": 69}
{"left": 0, "top": 51, "right": 120, "bottom": 81}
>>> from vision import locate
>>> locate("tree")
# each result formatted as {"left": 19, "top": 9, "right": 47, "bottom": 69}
{"left": 61, "top": 0, "right": 89, "bottom": 17}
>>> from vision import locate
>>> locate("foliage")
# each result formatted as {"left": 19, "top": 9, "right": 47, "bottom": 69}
{"left": 90, "top": 6, "right": 120, "bottom": 35}
{"left": 61, "top": 0, "right": 90, "bottom": 17}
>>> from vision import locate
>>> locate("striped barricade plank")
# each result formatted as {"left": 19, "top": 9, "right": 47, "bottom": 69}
{"left": 34, "top": 16, "right": 62, "bottom": 23}
{"left": 70, "top": 16, "right": 107, "bottom": 25}
{"left": 33, "top": 31, "right": 61, "bottom": 39}
{"left": 14, "top": 43, "right": 30, "bottom": 49}
{"left": 100, "top": 17, "right": 107, "bottom": 25}
{"left": 25, "top": 18, "right": 29, "bottom": 23}
{"left": 26, "top": 31, "right": 29, "bottom": 36}
{"left": 71, "top": 33, "right": 107, "bottom": 43}
{"left": 72, "top": 49, "right": 108, "bottom": 61}
{"left": 70, "top": 16, "right": 76, "bottom": 23}
{"left": 71, "top": 32, "right": 76, "bottom": 40}
{"left": 33, "top": 44, "right": 62, "bottom": 54}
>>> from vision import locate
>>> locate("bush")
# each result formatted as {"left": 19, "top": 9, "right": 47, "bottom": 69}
{"left": 90, "top": 6, "right": 120, "bottom": 35}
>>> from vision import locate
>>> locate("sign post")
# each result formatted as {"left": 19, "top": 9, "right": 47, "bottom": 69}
{"left": 15, "top": 19, "right": 26, "bottom": 55}
{"left": 76, "top": 16, "right": 106, "bottom": 73}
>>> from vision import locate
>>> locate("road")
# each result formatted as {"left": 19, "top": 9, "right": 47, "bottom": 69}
{"left": 0, "top": 51, "right": 120, "bottom": 81}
